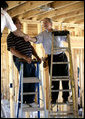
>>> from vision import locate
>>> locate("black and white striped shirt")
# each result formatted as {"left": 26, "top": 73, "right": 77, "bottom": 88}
{"left": 7, "top": 32, "right": 32, "bottom": 57}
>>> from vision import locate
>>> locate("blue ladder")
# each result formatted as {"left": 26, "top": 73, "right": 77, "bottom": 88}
{"left": 16, "top": 60, "right": 46, "bottom": 118}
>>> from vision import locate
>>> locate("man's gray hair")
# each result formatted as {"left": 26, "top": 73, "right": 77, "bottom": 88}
{"left": 44, "top": 18, "right": 52, "bottom": 24}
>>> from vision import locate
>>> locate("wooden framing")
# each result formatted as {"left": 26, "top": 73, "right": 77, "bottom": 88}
{"left": 52, "top": 8, "right": 84, "bottom": 22}
{"left": 8, "top": 1, "right": 53, "bottom": 17}
{"left": 1, "top": 1, "right": 84, "bottom": 117}
{"left": 6, "top": 1, "right": 27, "bottom": 10}
{"left": 35, "top": 2, "right": 84, "bottom": 21}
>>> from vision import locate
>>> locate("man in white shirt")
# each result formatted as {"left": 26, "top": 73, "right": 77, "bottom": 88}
{"left": 1, "top": 1, "right": 29, "bottom": 41}
{"left": 27, "top": 18, "right": 69, "bottom": 104}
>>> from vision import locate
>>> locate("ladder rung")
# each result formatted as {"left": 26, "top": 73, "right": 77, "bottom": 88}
{"left": 50, "top": 111, "right": 73, "bottom": 114}
{"left": 23, "top": 77, "right": 40, "bottom": 83}
{"left": 51, "top": 89, "right": 72, "bottom": 92}
{"left": 52, "top": 62, "right": 70, "bottom": 64}
{"left": 51, "top": 102, "right": 73, "bottom": 105}
{"left": 23, "top": 106, "right": 44, "bottom": 112}
{"left": 23, "top": 92, "right": 38, "bottom": 95}
{"left": 52, "top": 79, "right": 70, "bottom": 81}
{"left": 52, "top": 76, "right": 70, "bottom": 79}
{"left": 49, "top": 114, "right": 74, "bottom": 117}
{"left": 53, "top": 47, "right": 69, "bottom": 51}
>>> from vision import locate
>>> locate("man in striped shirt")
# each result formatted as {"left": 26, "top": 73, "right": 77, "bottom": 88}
{"left": 7, "top": 17, "right": 41, "bottom": 104}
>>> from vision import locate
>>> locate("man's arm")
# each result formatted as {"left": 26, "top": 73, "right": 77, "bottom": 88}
{"left": 10, "top": 47, "right": 31, "bottom": 64}
{"left": 5, "top": 11, "right": 29, "bottom": 42}
{"left": 27, "top": 36, "right": 37, "bottom": 43}
{"left": 13, "top": 30, "right": 30, "bottom": 42}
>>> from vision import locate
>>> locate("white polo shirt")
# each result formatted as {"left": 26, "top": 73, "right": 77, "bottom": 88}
{"left": 1, "top": 8, "right": 17, "bottom": 33}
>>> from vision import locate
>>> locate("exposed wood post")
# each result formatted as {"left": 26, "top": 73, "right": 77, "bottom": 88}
{"left": 14, "top": 64, "right": 19, "bottom": 102}
{"left": 74, "top": 50, "right": 78, "bottom": 103}
{"left": 44, "top": 67, "right": 49, "bottom": 110}
{"left": 9, "top": 52, "right": 15, "bottom": 118}
{"left": 37, "top": 22, "right": 44, "bottom": 105}
{"left": 23, "top": 22, "right": 28, "bottom": 34}
{"left": 72, "top": 49, "right": 79, "bottom": 112}
{"left": 80, "top": 49, "right": 84, "bottom": 116}
{"left": 79, "top": 49, "right": 82, "bottom": 107}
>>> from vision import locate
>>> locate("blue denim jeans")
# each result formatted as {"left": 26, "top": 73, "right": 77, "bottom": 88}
{"left": 13, "top": 56, "right": 36, "bottom": 104}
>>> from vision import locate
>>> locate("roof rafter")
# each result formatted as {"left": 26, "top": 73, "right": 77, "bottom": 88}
{"left": 7, "top": 1, "right": 27, "bottom": 10}
{"left": 35, "top": 2, "right": 84, "bottom": 21}
{"left": 52, "top": 8, "right": 84, "bottom": 22}
{"left": 7, "top": 1, "right": 53, "bottom": 17}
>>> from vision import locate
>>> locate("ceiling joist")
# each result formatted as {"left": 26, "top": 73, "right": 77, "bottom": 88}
{"left": 7, "top": 1, "right": 84, "bottom": 25}
{"left": 8, "top": 1, "right": 53, "bottom": 17}
{"left": 6, "top": 1, "right": 27, "bottom": 10}
{"left": 34, "top": 2, "right": 84, "bottom": 21}
{"left": 52, "top": 8, "right": 84, "bottom": 22}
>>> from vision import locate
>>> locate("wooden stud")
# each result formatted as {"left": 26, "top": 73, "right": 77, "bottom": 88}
{"left": 9, "top": 52, "right": 15, "bottom": 118}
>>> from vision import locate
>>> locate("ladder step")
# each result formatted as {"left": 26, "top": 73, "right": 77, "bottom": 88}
{"left": 52, "top": 30, "right": 70, "bottom": 36}
{"left": 51, "top": 89, "right": 72, "bottom": 92}
{"left": 23, "top": 77, "right": 40, "bottom": 83}
{"left": 23, "top": 92, "right": 38, "bottom": 95}
{"left": 53, "top": 47, "right": 69, "bottom": 51}
{"left": 23, "top": 106, "right": 44, "bottom": 112}
{"left": 52, "top": 79, "right": 70, "bottom": 81}
{"left": 51, "top": 102, "right": 73, "bottom": 105}
{"left": 49, "top": 114, "right": 74, "bottom": 117}
{"left": 52, "top": 76, "right": 70, "bottom": 79}
{"left": 50, "top": 111, "right": 74, "bottom": 114}
{"left": 52, "top": 62, "right": 70, "bottom": 64}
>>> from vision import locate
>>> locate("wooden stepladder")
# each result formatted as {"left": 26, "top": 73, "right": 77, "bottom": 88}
{"left": 48, "top": 31, "right": 78, "bottom": 118}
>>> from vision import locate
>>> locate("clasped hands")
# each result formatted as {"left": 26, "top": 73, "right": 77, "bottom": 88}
{"left": 24, "top": 34, "right": 31, "bottom": 42}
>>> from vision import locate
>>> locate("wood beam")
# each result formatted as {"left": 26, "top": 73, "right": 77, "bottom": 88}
{"left": 18, "top": 9, "right": 44, "bottom": 20}
{"left": 19, "top": 1, "right": 79, "bottom": 20}
{"left": 20, "top": 20, "right": 84, "bottom": 29}
{"left": 6, "top": 1, "right": 27, "bottom": 10}
{"left": 52, "top": 8, "right": 84, "bottom": 22}
{"left": 70, "top": 37, "right": 84, "bottom": 48}
{"left": 63, "top": 14, "right": 84, "bottom": 23}
{"left": 35, "top": 2, "right": 84, "bottom": 21}
{"left": 51, "top": 1, "right": 80, "bottom": 9}
{"left": 74, "top": 19, "right": 84, "bottom": 24}
{"left": 8, "top": 1, "right": 53, "bottom": 17}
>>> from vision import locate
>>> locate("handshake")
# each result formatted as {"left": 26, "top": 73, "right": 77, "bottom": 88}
{"left": 23, "top": 34, "right": 36, "bottom": 43}
{"left": 24, "top": 34, "right": 31, "bottom": 42}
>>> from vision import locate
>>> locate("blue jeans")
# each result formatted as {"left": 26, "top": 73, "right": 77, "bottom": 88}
{"left": 13, "top": 56, "right": 36, "bottom": 104}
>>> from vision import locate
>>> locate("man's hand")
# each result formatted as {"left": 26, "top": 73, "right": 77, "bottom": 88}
{"left": 24, "top": 35, "right": 37, "bottom": 43}
{"left": 26, "top": 57, "right": 32, "bottom": 64}
{"left": 42, "top": 57, "right": 48, "bottom": 68}
{"left": 24, "top": 35, "right": 30, "bottom": 42}
{"left": 23, "top": 55, "right": 32, "bottom": 64}
{"left": 37, "top": 57, "right": 41, "bottom": 63}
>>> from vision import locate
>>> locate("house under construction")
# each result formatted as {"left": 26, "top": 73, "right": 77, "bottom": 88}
{"left": 1, "top": 1, "right": 84, "bottom": 118}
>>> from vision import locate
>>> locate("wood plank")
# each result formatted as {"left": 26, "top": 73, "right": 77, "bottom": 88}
{"left": 52, "top": 8, "right": 84, "bottom": 22}
{"left": 19, "top": 1, "right": 79, "bottom": 20}
{"left": 8, "top": 1, "right": 53, "bottom": 17}
{"left": 35, "top": 2, "right": 84, "bottom": 21}
{"left": 9, "top": 52, "right": 15, "bottom": 118}
{"left": 70, "top": 37, "right": 84, "bottom": 48}
{"left": 51, "top": 1, "right": 80, "bottom": 9}
{"left": 7, "top": 1, "right": 27, "bottom": 10}
{"left": 74, "top": 19, "right": 84, "bottom": 24}
{"left": 19, "top": 9, "right": 44, "bottom": 20}
{"left": 73, "top": 50, "right": 78, "bottom": 107}
{"left": 63, "top": 14, "right": 84, "bottom": 23}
